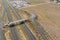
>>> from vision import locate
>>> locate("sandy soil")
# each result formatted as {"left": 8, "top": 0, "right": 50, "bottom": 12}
{"left": 21, "top": 3, "right": 60, "bottom": 40}
{"left": 1, "top": 0, "right": 60, "bottom": 40}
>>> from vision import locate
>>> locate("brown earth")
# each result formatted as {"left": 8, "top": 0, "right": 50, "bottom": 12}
{"left": 20, "top": 3, "right": 60, "bottom": 40}
{"left": 1, "top": 0, "right": 60, "bottom": 40}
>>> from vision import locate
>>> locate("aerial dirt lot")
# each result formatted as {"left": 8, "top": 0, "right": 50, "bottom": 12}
{"left": 20, "top": 3, "right": 60, "bottom": 40}
{"left": 1, "top": 0, "right": 60, "bottom": 40}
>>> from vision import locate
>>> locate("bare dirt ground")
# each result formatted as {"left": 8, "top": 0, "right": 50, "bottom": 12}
{"left": 1, "top": 0, "right": 60, "bottom": 40}
{"left": 21, "top": 3, "right": 60, "bottom": 40}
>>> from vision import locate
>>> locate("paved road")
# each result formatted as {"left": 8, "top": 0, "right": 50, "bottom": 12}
{"left": 7, "top": 0, "right": 36, "bottom": 40}
{"left": 0, "top": 1, "right": 6, "bottom": 40}
{"left": 0, "top": 24, "right": 6, "bottom": 40}
{"left": 2, "top": 0, "right": 20, "bottom": 40}
{"left": 0, "top": 10, "right": 5, "bottom": 28}
{"left": 20, "top": 10, "right": 48, "bottom": 40}
{"left": 31, "top": 19, "right": 48, "bottom": 40}
{"left": 1, "top": 0, "right": 48, "bottom": 40}
{"left": 8, "top": 0, "right": 48, "bottom": 40}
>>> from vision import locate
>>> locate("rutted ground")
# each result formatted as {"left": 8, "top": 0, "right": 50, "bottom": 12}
{"left": 1, "top": 0, "right": 60, "bottom": 40}
{"left": 21, "top": 3, "right": 60, "bottom": 40}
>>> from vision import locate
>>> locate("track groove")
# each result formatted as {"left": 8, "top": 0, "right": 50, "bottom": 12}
{"left": 7, "top": 0, "right": 36, "bottom": 40}
{"left": 2, "top": 0, "right": 20, "bottom": 40}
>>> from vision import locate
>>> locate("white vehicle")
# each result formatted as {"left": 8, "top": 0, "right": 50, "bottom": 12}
{"left": 10, "top": 1, "right": 30, "bottom": 8}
